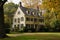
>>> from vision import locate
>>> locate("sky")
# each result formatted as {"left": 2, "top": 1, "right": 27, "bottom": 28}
{"left": 7, "top": 0, "right": 21, "bottom": 4}
{"left": 7, "top": 0, "right": 42, "bottom": 4}
{"left": 7, "top": 0, "right": 42, "bottom": 6}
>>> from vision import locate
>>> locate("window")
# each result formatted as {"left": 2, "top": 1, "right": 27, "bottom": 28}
{"left": 26, "top": 24, "right": 30, "bottom": 29}
{"left": 28, "top": 11, "right": 30, "bottom": 14}
{"left": 14, "top": 25, "right": 16, "bottom": 29}
{"left": 39, "top": 13, "right": 40, "bottom": 16}
{"left": 14, "top": 25, "right": 16, "bottom": 27}
{"left": 26, "top": 17, "right": 30, "bottom": 21}
{"left": 21, "top": 17, "right": 24, "bottom": 21}
{"left": 31, "top": 12, "right": 33, "bottom": 15}
{"left": 35, "top": 24, "right": 37, "bottom": 28}
{"left": 26, "top": 11, "right": 28, "bottom": 14}
{"left": 14, "top": 18, "right": 16, "bottom": 22}
{"left": 36, "top": 12, "right": 38, "bottom": 15}
{"left": 31, "top": 24, "right": 34, "bottom": 28}
{"left": 18, "top": 18, "right": 20, "bottom": 23}
{"left": 39, "top": 19, "right": 44, "bottom": 22}
{"left": 17, "top": 24, "right": 20, "bottom": 29}
{"left": 33, "top": 12, "right": 34, "bottom": 15}
{"left": 34, "top": 18, "right": 37, "bottom": 22}
{"left": 21, "top": 24, "right": 24, "bottom": 28}
{"left": 35, "top": 24, "right": 37, "bottom": 27}
{"left": 31, "top": 18, "right": 33, "bottom": 21}
{"left": 34, "top": 12, "right": 36, "bottom": 15}
{"left": 26, "top": 11, "right": 30, "bottom": 14}
{"left": 18, "top": 11, "right": 20, "bottom": 14}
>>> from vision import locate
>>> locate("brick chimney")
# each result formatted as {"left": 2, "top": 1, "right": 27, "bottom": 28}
{"left": 19, "top": 2, "right": 22, "bottom": 7}
{"left": 37, "top": 6, "right": 39, "bottom": 11}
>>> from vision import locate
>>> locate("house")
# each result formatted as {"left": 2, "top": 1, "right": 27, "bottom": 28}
{"left": 12, "top": 2, "right": 44, "bottom": 32}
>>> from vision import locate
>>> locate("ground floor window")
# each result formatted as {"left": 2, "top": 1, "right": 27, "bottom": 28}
{"left": 17, "top": 24, "right": 20, "bottom": 29}
{"left": 21, "top": 24, "right": 24, "bottom": 28}
{"left": 26, "top": 24, "right": 30, "bottom": 29}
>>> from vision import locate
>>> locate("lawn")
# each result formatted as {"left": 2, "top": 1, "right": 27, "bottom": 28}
{"left": 0, "top": 33, "right": 60, "bottom": 40}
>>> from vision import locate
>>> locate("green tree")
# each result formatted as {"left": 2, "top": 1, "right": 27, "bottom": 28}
{"left": 4, "top": 2, "right": 18, "bottom": 27}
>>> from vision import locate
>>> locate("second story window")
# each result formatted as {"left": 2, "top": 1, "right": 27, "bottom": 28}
{"left": 26, "top": 17, "right": 30, "bottom": 21}
{"left": 39, "top": 19, "right": 44, "bottom": 22}
{"left": 31, "top": 12, "right": 33, "bottom": 15}
{"left": 26, "top": 11, "right": 30, "bottom": 14}
{"left": 18, "top": 18, "right": 20, "bottom": 23}
{"left": 28, "top": 11, "right": 30, "bottom": 14}
{"left": 31, "top": 18, "right": 33, "bottom": 21}
{"left": 14, "top": 18, "right": 16, "bottom": 22}
{"left": 33, "top": 12, "right": 34, "bottom": 15}
{"left": 34, "top": 18, "right": 37, "bottom": 22}
{"left": 26, "top": 11, "right": 28, "bottom": 14}
{"left": 21, "top": 17, "right": 24, "bottom": 21}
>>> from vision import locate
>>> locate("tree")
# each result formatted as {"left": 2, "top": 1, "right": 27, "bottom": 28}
{"left": 0, "top": 0, "right": 8, "bottom": 38}
{"left": 42, "top": 0, "right": 60, "bottom": 19}
{"left": 42, "top": 0, "right": 60, "bottom": 32}
{"left": 21, "top": 0, "right": 42, "bottom": 9}
{"left": 4, "top": 2, "right": 18, "bottom": 28}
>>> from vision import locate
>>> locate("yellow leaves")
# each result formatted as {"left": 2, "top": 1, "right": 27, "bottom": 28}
{"left": 57, "top": 13, "right": 60, "bottom": 20}
{"left": 4, "top": 15, "right": 9, "bottom": 23}
{"left": 21, "top": 0, "right": 42, "bottom": 9}
{"left": 43, "top": 0, "right": 60, "bottom": 10}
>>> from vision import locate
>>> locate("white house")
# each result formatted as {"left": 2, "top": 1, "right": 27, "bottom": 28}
{"left": 12, "top": 2, "right": 44, "bottom": 32}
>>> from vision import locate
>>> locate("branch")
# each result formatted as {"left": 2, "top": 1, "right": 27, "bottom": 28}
{"left": 0, "top": 0, "right": 7, "bottom": 6}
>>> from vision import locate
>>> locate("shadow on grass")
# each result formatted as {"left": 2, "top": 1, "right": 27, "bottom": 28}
{"left": 0, "top": 34, "right": 60, "bottom": 40}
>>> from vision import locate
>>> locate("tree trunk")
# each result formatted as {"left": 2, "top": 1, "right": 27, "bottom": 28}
{"left": 0, "top": 1, "right": 7, "bottom": 38}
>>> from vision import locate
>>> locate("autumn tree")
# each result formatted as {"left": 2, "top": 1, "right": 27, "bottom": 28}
{"left": 21, "top": 0, "right": 42, "bottom": 9}
{"left": 42, "top": 0, "right": 60, "bottom": 19}
{"left": 43, "top": 0, "right": 60, "bottom": 31}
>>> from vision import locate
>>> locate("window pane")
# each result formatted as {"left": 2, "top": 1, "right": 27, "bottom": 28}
{"left": 14, "top": 18, "right": 16, "bottom": 22}
{"left": 21, "top": 17, "right": 24, "bottom": 21}
{"left": 18, "top": 18, "right": 20, "bottom": 23}
{"left": 26, "top": 17, "right": 30, "bottom": 21}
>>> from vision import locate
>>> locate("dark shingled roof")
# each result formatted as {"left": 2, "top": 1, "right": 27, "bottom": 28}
{"left": 20, "top": 6, "right": 41, "bottom": 16}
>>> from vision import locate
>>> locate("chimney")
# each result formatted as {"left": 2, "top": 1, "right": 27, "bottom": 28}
{"left": 37, "top": 6, "right": 39, "bottom": 11}
{"left": 19, "top": 2, "right": 22, "bottom": 7}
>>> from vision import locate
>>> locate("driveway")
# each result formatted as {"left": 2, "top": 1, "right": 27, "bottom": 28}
{"left": 7, "top": 33, "right": 60, "bottom": 37}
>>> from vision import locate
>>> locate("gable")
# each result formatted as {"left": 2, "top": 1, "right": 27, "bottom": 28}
{"left": 14, "top": 7, "right": 25, "bottom": 18}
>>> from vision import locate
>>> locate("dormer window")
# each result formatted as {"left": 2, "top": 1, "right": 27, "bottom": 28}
{"left": 18, "top": 18, "right": 20, "bottom": 23}
{"left": 36, "top": 12, "right": 38, "bottom": 15}
{"left": 26, "top": 10, "right": 30, "bottom": 15}
{"left": 14, "top": 18, "right": 16, "bottom": 22}
{"left": 28, "top": 11, "right": 30, "bottom": 14}
{"left": 39, "top": 13, "right": 40, "bottom": 16}
{"left": 31, "top": 12, "right": 33, "bottom": 15}
{"left": 26, "top": 11, "right": 28, "bottom": 14}
{"left": 33, "top": 12, "right": 34, "bottom": 15}
{"left": 18, "top": 11, "right": 20, "bottom": 14}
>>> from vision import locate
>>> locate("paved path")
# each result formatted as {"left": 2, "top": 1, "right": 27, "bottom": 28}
{"left": 7, "top": 33, "right": 60, "bottom": 37}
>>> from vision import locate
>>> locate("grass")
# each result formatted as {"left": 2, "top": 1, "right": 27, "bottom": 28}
{"left": 0, "top": 33, "right": 60, "bottom": 40}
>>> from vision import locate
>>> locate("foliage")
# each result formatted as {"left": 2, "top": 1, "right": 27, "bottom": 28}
{"left": 21, "top": 0, "right": 42, "bottom": 9}
{"left": 4, "top": 2, "right": 18, "bottom": 33}
{"left": 43, "top": 8, "right": 60, "bottom": 32}
{"left": 42, "top": 0, "right": 60, "bottom": 32}
{"left": 4, "top": 2, "right": 18, "bottom": 15}
{"left": 42, "top": 0, "right": 60, "bottom": 19}
{"left": 3, "top": 0, "right": 60, "bottom": 32}
{"left": 4, "top": 2, "right": 18, "bottom": 25}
